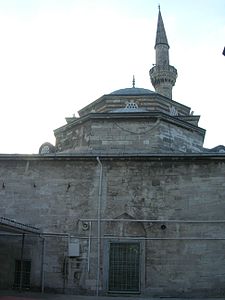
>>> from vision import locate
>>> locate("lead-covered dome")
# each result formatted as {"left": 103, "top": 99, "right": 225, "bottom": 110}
{"left": 111, "top": 87, "right": 155, "bottom": 95}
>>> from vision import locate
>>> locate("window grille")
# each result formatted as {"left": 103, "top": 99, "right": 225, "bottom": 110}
{"left": 108, "top": 242, "right": 140, "bottom": 292}
{"left": 14, "top": 260, "right": 31, "bottom": 289}
{"left": 125, "top": 102, "right": 138, "bottom": 109}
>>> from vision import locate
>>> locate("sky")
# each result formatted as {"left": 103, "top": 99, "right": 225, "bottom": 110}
{"left": 0, "top": 0, "right": 224, "bottom": 154}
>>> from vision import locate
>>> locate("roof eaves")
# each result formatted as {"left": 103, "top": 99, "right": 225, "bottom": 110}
{"left": 0, "top": 217, "right": 41, "bottom": 234}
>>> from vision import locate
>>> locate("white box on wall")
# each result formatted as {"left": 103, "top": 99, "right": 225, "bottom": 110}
{"left": 68, "top": 238, "right": 80, "bottom": 257}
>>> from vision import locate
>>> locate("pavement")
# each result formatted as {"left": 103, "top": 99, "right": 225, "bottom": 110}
{"left": 0, "top": 290, "right": 225, "bottom": 300}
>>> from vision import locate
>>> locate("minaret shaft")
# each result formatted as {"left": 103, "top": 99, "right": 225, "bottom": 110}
{"left": 150, "top": 9, "right": 177, "bottom": 99}
{"left": 156, "top": 44, "right": 169, "bottom": 66}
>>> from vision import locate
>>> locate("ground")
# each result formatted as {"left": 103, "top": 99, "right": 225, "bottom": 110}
{"left": 0, "top": 291, "right": 225, "bottom": 300}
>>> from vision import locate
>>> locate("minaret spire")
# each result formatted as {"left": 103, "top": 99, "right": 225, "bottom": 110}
{"left": 149, "top": 8, "right": 177, "bottom": 99}
{"left": 155, "top": 6, "right": 169, "bottom": 49}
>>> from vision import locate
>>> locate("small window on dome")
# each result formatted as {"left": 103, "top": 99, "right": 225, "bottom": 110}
{"left": 125, "top": 101, "right": 138, "bottom": 109}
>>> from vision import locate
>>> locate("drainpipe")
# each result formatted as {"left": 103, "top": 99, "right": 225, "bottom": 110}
{"left": 41, "top": 237, "right": 46, "bottom": 293}
{"left": 96, "top": 157, "right": 103, "bottom": 296}
{"left": 87, "top": 221, "right": 92, "bottom": 273}
{"left": 19, "top": 233, "right": 25, "bottom": 292}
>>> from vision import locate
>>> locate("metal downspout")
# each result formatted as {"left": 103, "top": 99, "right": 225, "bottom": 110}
{"left": 19, "top": 233, "right": 25, "bottom": 291}
{"left": 41, "top": 237, "right": 46, "bottom": 293}
{"left": 87, "top": 221, "right": 92, "bottom": 273}
{"left": 96, "top": 157, "right": 103, "bottom": 296}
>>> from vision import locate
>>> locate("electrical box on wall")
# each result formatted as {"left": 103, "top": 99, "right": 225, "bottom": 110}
{"left": 68, "top": 238, "right": 80, "bottom": 257}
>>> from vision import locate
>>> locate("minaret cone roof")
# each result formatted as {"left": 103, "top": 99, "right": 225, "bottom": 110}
{"left": 155, "top": 9, "right": 169, "bottom": 48}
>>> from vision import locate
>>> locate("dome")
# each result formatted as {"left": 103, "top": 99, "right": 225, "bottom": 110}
{"left": 110, "top": 87, "right": 155, "bottom": 95}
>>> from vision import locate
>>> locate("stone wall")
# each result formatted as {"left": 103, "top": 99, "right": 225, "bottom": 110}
{"left": 0, "top": 156, "right": 225, "bottom": 296}
{"left": 55, "top": 116, "right": 204, "bottom": 153}
{"left": 78, "top": 94, "right": 190, "bottom": 117}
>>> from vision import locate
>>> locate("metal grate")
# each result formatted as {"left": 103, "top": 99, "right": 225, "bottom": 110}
{"left": 108, "top": 242, "right": 140, "bottom": 292}
{"left": 14, "top": 260, "right": 31, "bottom": 289}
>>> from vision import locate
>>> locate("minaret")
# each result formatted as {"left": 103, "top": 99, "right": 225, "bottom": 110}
{"left": 150, "top": 7, "right": 177, "bottom": 99}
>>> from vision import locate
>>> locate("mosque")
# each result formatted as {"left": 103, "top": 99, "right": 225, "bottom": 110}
{"left": 1, "top": 8, "right": 225, "bottom": 297}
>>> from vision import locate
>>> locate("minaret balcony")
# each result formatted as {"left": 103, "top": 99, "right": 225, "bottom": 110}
{"left": 150, "top": 65, "right": 177, "bottom": 86}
